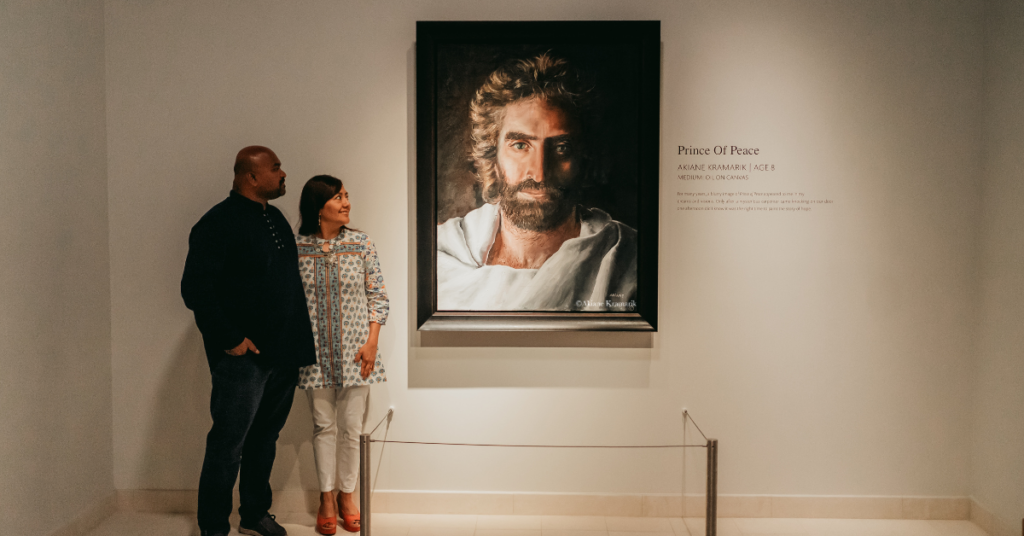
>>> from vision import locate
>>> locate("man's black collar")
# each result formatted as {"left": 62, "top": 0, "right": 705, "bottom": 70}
{"left": 229, "top": 189, "right": 267, "bottom": 211}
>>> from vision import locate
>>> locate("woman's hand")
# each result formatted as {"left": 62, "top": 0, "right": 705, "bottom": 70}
{"left": 354, "top": 342, "right": 377, "bottom": 379}
{"left": 355, "top": 321, "right": 382, "bottom": 379}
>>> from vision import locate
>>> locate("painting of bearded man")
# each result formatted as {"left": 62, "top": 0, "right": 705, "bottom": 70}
{"left": 436, "top": 52, "right": 637, "bottom": 312}
{"left": 417, "top": 21, "right": 659, "bottom": 329}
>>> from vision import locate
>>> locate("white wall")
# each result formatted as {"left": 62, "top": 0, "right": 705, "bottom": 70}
{"left": 106, "top": 0, "right": 983, "bottom": 499}
{"left": 971, "top": 0, "right": 1024, "bottom": 530}
{"left": 0, "top": 1, "right": 113, "bottom": 534}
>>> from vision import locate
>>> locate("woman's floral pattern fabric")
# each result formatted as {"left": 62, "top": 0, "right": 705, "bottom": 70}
{"left": 296, "top": 229, "right": 388, "bottom": 389}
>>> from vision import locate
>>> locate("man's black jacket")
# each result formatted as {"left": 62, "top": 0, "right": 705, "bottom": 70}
{"left": 181, "top": 191, "right": 316, "bottom": 370}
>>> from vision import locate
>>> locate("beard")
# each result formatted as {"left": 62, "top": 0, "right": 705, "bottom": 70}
{"left": 262, "top": 179, "right": 286, "bottom": 200}
{"left": 498, "top": 173, "right": 578, "bottom": 232}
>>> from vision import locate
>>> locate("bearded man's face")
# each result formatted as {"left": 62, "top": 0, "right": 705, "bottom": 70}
{"left": 250, "top": 150, "right": 287, "bottom": 200}
{"left": 495, "top": 97, "right": 582, "bottom": 232}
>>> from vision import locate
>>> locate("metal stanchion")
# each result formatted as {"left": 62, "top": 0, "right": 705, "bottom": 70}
{"left": 706, "top": 439, "right": 718, "bottom": 536}
{"left": 360, "top": 433, "right": 371, "bottom": 536}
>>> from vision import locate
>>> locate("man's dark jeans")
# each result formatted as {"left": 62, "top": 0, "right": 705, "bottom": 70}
{"left": 197, "top": 355, "right": 298, "bottom": 533}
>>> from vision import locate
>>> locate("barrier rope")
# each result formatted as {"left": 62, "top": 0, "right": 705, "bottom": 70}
{"left": 367, "top": 408, "right": 394, "bottom": 500}
{"left": 369, "top": 439, "right": 706, "bottom": 448}
{"left": 368, "top": 409, "right": 711, "bottom": 449}
{"left": 369, "top": 408, "right": 391, "bottom": 436}
{"left": 358, "top": 409, "right": 719, "bottom": 536}
{"left": 684, "top": 409, "right": 709, "bottom": 442}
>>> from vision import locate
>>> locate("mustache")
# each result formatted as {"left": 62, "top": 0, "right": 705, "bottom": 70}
{"left": 508, "top": 179, "right": 565, "bottom": 196}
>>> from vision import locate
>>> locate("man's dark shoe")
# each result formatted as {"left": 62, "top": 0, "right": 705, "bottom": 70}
{"left": 239, "top": 514, "right": 288, "bottom": 536}
{"left": 200, "top": 531, "right": 228, "bottom": 536}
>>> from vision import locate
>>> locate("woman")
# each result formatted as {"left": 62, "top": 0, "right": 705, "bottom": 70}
{"left": 295, "top": 175, "right": 388, "bottom": 534}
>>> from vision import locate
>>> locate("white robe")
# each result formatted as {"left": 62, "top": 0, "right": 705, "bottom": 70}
{"left": 436, "top": 203, "right": 637, "bottom": 311}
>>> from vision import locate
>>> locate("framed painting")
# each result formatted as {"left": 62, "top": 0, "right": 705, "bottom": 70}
{"left": 416, "top": 20, "right": 660, "bottom": 331}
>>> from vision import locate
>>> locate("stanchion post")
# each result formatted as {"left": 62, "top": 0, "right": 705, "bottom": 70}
{"left": 706, "top": 439, "right": 718, "bottom": 536}
{"left": 360, "top": 433, "right": 371, "bottom": 536}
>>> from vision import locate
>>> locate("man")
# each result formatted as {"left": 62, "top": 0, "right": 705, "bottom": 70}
{"left": 181, "top": 146, "right": 316, "bottom": 536}
{"left": 437, "top": 53, "right": 637, "bottom": 311}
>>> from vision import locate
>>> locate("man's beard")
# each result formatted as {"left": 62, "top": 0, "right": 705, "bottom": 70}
{"left": 263, "top": 180, "right": 286, "bottom": 200}
{"left": 498, "top": 174, "right": 578, "bottom": 232}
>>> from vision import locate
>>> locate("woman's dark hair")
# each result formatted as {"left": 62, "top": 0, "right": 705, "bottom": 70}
{"left": 298, "top": 175, "right": 344, "bottom": 236}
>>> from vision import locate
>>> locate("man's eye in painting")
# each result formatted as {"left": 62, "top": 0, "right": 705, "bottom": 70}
{"left": 511, "top": 141, "right": 529, "bottom": 150}
{"left": 554, "top": 143, "right": 571, "bottom": 155}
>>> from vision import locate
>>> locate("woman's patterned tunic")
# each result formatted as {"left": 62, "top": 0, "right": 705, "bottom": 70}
{"left": 296, "top": 229, "right": 388, "bottom": 389}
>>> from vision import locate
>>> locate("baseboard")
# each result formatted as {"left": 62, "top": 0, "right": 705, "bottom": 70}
{"left": 372, "top": 491, "right": 970, "bottom": 519}
{"left": 48, "top": 492, "right": 117, "bottom": 536}
{"left": 970, "top": 498, "right": 1020, "bottom": 536}
{"left": 117, "top": 489, "right": 971, "bottom": 520}
{"left": 117, "top": 489, "right": 322, "bottom": 515}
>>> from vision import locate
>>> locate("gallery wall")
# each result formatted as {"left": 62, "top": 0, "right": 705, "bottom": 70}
{"left": 0, "top": 1, "right": 114, "bottom": 535}
{"left": 105, "top": 0, "right": 984, "bottom": 503}
{"left": 971, "top": 0, "right": 1024, "bottom": 531}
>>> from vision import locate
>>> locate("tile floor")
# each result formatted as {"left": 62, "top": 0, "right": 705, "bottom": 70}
{"left": 85, "top": 512, "right": 991, "bottom": 536}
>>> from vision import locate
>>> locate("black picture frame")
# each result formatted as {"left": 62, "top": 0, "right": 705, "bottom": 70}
{"left": 416, "top": 20, "right": 660, "bottom": 331}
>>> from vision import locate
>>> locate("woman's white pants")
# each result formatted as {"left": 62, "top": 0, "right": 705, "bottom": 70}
{"left": 305, "top": 385, "right": 369, "bottom": 493}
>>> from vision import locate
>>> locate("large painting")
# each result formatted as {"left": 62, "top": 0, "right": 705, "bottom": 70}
{"left": 416, "top": 21, "right": 660, "bottom": 331}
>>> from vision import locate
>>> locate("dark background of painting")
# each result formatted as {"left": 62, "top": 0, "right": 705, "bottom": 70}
{"left": 435, "top": 44, "right": 641, "bottom": 228}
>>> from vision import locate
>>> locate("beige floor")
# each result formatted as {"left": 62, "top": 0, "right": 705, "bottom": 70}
{"left": 85, "top": 512, "right": 991, "bottom": 536}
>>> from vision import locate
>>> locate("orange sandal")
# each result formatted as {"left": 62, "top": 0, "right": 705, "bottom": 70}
{"left": 340, "top": 512, "right": 360, "bottom": 533}
{"left": 316, "top": 513, "right": 337, "bottom": 535}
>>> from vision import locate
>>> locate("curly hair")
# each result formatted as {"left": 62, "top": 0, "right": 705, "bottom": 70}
{"left": 469, "top": 53, "right": 593, "bottom": 203}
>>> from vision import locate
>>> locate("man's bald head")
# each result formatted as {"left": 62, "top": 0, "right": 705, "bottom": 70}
{"left": 234, "top": 145, "right": 273, "bottom": 177}
{"left": 232, "top": 146, "right": 287, "bottom": 205}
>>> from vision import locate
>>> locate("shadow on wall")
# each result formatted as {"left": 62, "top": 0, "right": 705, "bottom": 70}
{"left": 274, "top": 389, "right": 319, "bottom": 498}
{"left": 139, "top": 326, "right": 213, "bottom": 491}
{"left": 140, "top": 325, "right": 320, "bottom": 499}
{"left": 407, "top": 343, "right": 654, "bottom": 389}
